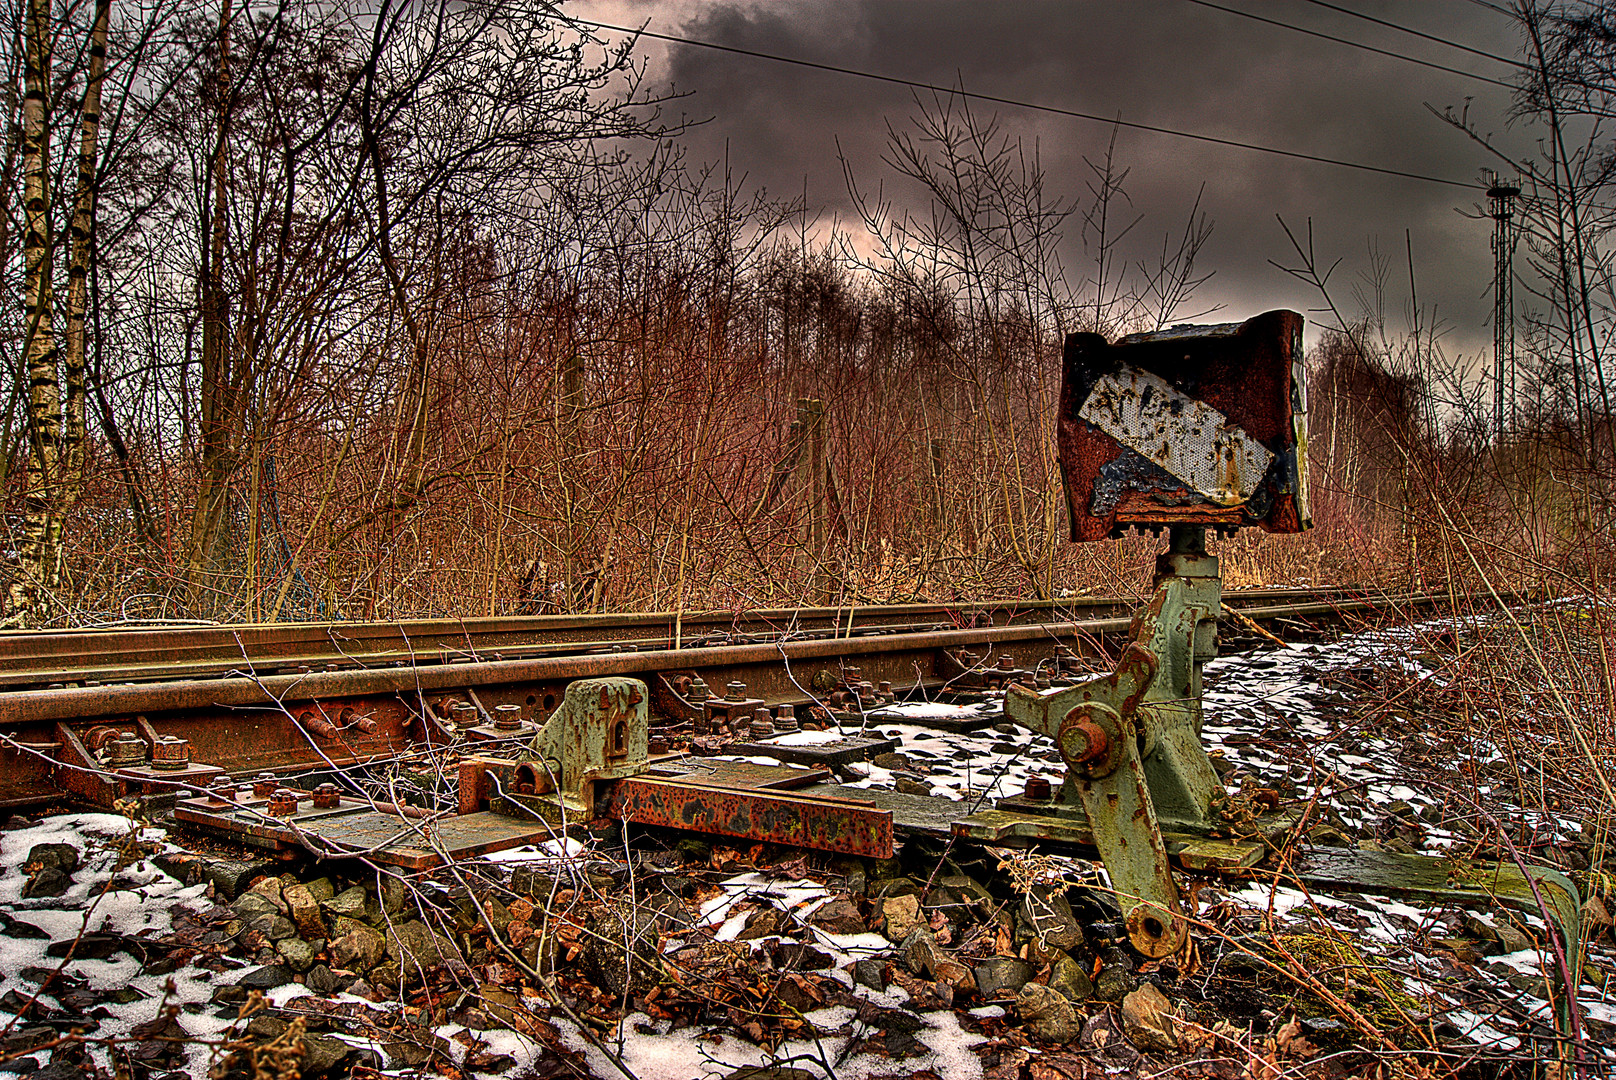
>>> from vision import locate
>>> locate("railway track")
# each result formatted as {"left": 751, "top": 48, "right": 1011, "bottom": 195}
{"left": 0, "top": 587, "right": 1476, "bottom": 810}
{"left": 0, "top": 588, "right": 1366, "bottom": 692}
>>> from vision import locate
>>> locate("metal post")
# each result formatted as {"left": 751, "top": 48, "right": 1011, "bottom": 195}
{"left": 1488, "top": 177, "right": 1520, "bottom": 441}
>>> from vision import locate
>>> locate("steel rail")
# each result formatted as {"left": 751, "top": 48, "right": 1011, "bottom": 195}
{"left": 0, "top": 591, "right": 1443, "bottom": 726}
{"left": 0, "top": 589, "right": 1483, "bottom": 809}
{"left": 0, "top": 588, "right": 1366, "bottom": 691}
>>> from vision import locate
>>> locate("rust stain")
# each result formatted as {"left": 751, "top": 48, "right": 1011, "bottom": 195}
{"left": 605, "top": 777, "right": 893, "bottom": 858}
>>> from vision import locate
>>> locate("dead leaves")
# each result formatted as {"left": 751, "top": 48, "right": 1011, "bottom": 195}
{"left": 1272, "top": 1017, "right": 1320, "bottom": 1060}
{"left": 1201, "top": 1015, "right": 1323, "bottom": 1080}
{"left": 649, "top": 934, "right": 839, "bottom": 1050}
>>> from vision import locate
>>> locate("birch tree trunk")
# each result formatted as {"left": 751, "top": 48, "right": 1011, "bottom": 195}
{"left": 6, "top": 0, "right": 60, "bottom": 626}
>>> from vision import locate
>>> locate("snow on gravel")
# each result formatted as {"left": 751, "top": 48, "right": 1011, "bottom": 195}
{"left": 0, "top": 813, "right": 222, "bottom": 1078}
{"left": 553, "top": 869, "right": 988, "bottom": 1080}
{"left": 0, "top": 612, "right": 1606, "bottom": 1074}
{"left": 805, "top": 614, "right": 1614, "bottom": 1063}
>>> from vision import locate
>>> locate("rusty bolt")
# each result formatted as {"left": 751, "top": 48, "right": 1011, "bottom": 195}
{"left": 844, "top": 666, "right": 862, "bottom": 682}
{"left": 998, "top": 655, "right": 1015, "bottom": 671}
{"left": 1060, "top": 719, "right": 1111, "bottom": 766}
{"left": 751, "top": 716, "right": 775, "bottom": 737}
{"left": 311, "top": 783, "right": 341, "bottom": 809}
{"left": 267, "top": 788, "right": 300, "bottom": 817}
{"left": 252, "top": 773, "right": 280, "bottom": 798}
{"left": 206, "top": 778, "right": 238, "bottom": 806}
{"left": 1023, "top": 775, "right": 1053, "bottom": 800}
{"left": 648, "top": 735, "right": 669, "bottom": 755}
{"left": 104, "top": 732, "right": 147, "bottom": 767}
{"left": 688, "top": 677, "right": 710, "bottom": 703}
{"left": 82, "top": 726, "right": 117, "bottom": 753}
{"left": 725, "top": 681, "right": 747, "bottom": 701}
{"left": 877, "top": 680, "right": 893, "bottom": 700}
{"left": 149, "top": 735, "right": 191, "bottom": 771}
{"left": 775, "top": 708, "right": 799, "bottom": 734}
{"left": 493, "top": 704, "right": 523, "bottom": 731}
{"left": 300, "top": 710, "right": 339, "bottom": 739}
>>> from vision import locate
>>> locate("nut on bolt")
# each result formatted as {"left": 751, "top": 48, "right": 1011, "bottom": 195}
{"left": 1059, "top": 714, "right": 1110, "bottom": 766}
{"left": 252, "top": 773, "right": 280, "bottom": 798}
{"left": 104, "top": 731, "right": 147, "bottom": 767}
{"left": 493, "top": 703, "right": 523, "bottom": 731}
{"left": 205, "top": 777, "right": 238, "bottom": 806}
{"left": 311, "top": 783, "right": 341, "bottom": 809}
{"left": 149, "top": 735, "right": 191, "bottom": 771}
{"left": 267, "top": 788, "right": 300, "bottom": 817}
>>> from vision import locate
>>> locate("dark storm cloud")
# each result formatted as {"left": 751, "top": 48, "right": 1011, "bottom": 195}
{"left": 639, "top": 0, "right": 1531, "bottom": 357}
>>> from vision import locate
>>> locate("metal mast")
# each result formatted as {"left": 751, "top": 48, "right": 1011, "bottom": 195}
{"left": 1488, "top": 176, "right": 1520, "bottom": 440}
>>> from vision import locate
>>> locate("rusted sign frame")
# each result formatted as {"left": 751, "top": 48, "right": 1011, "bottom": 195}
{"left": 1059, "top": 309, "right": 1309, "bottom": 541}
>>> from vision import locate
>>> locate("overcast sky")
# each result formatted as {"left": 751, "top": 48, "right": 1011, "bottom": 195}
{"left": 573, "top": 0, "right": 1535, "bottom": 361}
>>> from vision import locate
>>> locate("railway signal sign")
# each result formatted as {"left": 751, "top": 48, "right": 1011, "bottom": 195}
{"left": 1058, "top": 309, "right": 1310, "bottom": 541}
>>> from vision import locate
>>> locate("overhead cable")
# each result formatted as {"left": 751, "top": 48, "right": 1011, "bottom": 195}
{"left": 573, "top": 17, "right": 1484, "bottom": 190}
{"left": 1183, "top": 0, "right": 1515, "bottom": 88}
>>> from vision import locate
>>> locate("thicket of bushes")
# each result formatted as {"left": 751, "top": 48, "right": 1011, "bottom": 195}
{"left": 3, "top": 1, "right": 1614, "bottom": 625}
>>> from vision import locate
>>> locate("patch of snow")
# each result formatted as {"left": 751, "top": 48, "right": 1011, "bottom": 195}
{"left": 760, "top": 730, "right": 845, "bottom": 746}
{"left": 481, "top": 837, "right": 586, "bottom": 863}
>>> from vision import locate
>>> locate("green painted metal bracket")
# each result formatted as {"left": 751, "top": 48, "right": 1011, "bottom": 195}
{"left": 1002, "top": 526, "right": 1230, "bottom": 956}
{"left": 517, "top": 677, "right": 650, "bottom": 821}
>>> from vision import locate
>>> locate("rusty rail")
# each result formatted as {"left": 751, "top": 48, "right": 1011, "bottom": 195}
{"left": 0, "top": 589, "right": 1363, "bottom": 692}
{"left": 0, "top": 589, "right": 1499, "bottom": 810}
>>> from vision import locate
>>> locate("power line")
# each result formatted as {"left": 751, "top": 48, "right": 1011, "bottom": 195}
{"left": 575, "top": 17, "right": 1483, "bottom": 191}
{"left": 1182, "top": 0, "right": 1515, "bottom": 88}
{"left": 1297, "top": 0, "right": 1528, "bottom": 69}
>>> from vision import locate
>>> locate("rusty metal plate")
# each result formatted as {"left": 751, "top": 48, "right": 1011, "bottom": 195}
{"left": 644, "top": 757, "right": 830, "bottom": 789}
{"left": 605, "top": 776, "right": 894, "bottom": 857}
{"left": 173, "top": 800, "right": 555, "bottom": 869}
{"left": 1060, "top": 310, "right": 1309, "bottom": 540}
{"left": 115, "top": 762, "right": 224, "bottom": 790}
{"left": 725, "top": 734, "right": 897, "bottom": 768}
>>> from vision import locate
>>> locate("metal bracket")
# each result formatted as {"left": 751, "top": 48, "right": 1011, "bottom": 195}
{"left": 511, "top": 677, "right": 650, "bottom": 821}
{"left": 1004, "top": 526, "right": 1227, "bottom": 956}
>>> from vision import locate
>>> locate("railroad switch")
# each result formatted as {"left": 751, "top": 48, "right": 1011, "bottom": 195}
{"left": 978, "top": 311, "right": 1312, "bottom": 957}
{"left": 995, "top": 524, "right": 1231, "bottom": 957}
{"left": 965, "top": 310, "right": 1580, "bottom": 1014}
